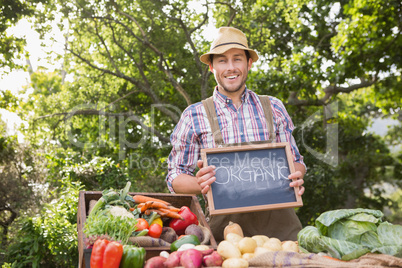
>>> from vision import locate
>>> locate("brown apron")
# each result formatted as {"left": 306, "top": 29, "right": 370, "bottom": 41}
{"left": 201, "top": 95, "right": 302, "bottom": 243}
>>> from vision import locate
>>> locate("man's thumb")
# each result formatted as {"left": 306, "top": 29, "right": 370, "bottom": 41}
{"left": 197, "top": 160, "right": 204, "bottom": 169}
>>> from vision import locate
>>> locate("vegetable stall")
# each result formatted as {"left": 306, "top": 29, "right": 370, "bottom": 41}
{"left": 77, "top": 183, "right": 402, "bottom": 267}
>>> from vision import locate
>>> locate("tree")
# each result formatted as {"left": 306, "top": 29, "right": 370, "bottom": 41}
{"left": 0, "top": 0, "right": 49, "bottom": 71}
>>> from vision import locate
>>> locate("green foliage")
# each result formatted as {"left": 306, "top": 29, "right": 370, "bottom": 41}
{"left": 0, "top": 90, "right": 19, "bottom": 111}
{"left": 4, "top": 181, "right": 81, "bottom": 268}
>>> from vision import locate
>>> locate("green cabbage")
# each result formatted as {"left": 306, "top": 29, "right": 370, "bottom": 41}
{"left": 297, "top": 208, "right": 402, "bottom": 260}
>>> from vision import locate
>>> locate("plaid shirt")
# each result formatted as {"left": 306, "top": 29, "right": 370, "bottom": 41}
{"left": 166, "top": 87, "right": 305, "bottom": 193}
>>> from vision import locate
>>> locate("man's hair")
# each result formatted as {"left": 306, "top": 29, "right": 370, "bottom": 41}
{"left": 209, "top": 50, "right": 251, "bottom": 65}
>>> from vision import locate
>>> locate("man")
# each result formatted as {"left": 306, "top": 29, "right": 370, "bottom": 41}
{"left": 166, "top": 27, "right": 306, "bottom": 242}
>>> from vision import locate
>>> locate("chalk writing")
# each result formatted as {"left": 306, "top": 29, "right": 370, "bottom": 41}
{"left": 202, "top": 144, "right": 302, "bottom": 214}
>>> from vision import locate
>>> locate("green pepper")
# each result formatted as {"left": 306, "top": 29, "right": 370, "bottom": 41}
{"left": 119, "top": 245, "right": 146, "bottom": 268}
{"left": 170, "top": 234, "right": 200, "bottom": 252}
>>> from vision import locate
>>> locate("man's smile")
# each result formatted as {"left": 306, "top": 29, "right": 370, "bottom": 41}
{"left": 225, "top": 74, "right": 239, "bottom": 80}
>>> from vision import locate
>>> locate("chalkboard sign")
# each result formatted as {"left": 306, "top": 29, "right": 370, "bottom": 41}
{"left": 200, "top": 142, "right": 303, "bottom": 215}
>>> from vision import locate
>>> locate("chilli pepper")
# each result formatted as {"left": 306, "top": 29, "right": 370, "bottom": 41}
{"left": 119, "top": 245, "right": 146, "bottom": 268}
{"left": 168, "top": 206, "right": 198, "bottom": 235}
{"left": 90, "top": 239, "right": 124, "bottom": 268}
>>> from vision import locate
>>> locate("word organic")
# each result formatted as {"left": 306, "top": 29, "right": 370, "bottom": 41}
{"left": 208, "top": 152, "right": 290, "bottom": 189}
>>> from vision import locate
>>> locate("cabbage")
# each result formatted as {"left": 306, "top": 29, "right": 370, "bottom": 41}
{"left": 297, "top": 208, "right": 402, "bottom": 260}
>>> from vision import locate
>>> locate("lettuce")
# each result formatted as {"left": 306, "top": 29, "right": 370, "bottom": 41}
{"left": 297, "top": 208, "right": 402, "bottom": 260}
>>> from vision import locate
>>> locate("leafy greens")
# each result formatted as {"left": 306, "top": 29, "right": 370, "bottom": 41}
{"left": 298, "top": 208, "right": 402, "bottom": 260}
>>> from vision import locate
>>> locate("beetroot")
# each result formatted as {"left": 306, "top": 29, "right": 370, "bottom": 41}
{"left": 180, "top": 248, "right": 203, "bottom": 268}
{"left": 203, "top": 251, "right": 223, "bottom": 267}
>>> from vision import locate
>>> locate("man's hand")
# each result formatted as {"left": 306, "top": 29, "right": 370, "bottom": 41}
{"left": 195, "top": 160, "right": 216, "bottom": 195}
{"left": 289, "top": 162, "right": 306, "bottom": 196}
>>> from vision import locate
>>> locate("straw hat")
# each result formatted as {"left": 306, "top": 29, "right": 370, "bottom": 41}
{"left": 200, "top": 27, "right": 259, "bottom": 65}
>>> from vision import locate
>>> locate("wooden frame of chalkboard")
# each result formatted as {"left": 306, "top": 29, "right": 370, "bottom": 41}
{"left": 201, "top": 142, "right": 303, "bottom": 216}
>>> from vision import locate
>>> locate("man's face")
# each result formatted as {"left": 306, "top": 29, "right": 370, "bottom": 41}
{"left": 209, "top": 48, "right": 252, "bottom": 95}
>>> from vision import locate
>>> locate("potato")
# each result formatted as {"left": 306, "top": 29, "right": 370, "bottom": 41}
{"left": 282, "top": 241, "right": 299, "bottom": 253}
{"left": 164, "top": 251, "right": 183, "bottom": 268}
{"left": 144, "top": 256, "right": 167, "bottom": 268}
{"left": 263, "top": 238, "right": 282, "bottom": 251}
{"left": 254, "top": 246, "right": 273, "bottom": 257}
{"left": 180, "top": 248, "right": 203, "bottom": 268}
{"left": 203, "top": 251, "right": 223, "bottom": 267}
{"left": 225, "top": 233, "right": 243, "bottom": 245}
{"left": 222, "top": 258, "right": 249, "bottom": 268}
{"left": 217, "top": 240, "right": 242, "bottom": 259}
{"left": 251, "top": 235, "right": 269, "bottom": 247}
{"left": 238, "top": 237, "right": 257, "bottom": 254}
{"left": 242, "top": 253, "right": 255, "bottom": 261}
{"left": 194, "top": 245, "right": 211, "bottom": 251}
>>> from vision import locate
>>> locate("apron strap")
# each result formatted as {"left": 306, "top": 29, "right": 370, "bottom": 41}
{"left": 258, "top": 95, "right": 275, "bottom": 143}
{"left": 201, "top": 94, "right": 276, "bottom": 145}
{"left": 201, "top": 96, "right": 224, "bottom": 146}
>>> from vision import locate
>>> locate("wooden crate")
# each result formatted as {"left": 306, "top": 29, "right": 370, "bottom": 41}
{"left": 77, "top": 191, "right": 217, "bottom": 268}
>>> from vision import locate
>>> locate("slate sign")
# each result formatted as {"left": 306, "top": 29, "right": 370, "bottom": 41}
{"left": 201, "top": 142, "right": 303, "bottom": 215}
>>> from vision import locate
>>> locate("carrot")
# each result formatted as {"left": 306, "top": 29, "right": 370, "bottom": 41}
{"left": 132, "top": 194, "right": 171, "bottom": 205}
{"left": 323, "top": 256, "right": 345, "bottom": 262}
{"left": 148, "top": 201, "right": 170, "bottom": 210}
{"left": 147, "top": 208, "right": 184, "bottom": 220}
{"left": 167, "top": 206, "right": 180, "bottom": 212}
{"left": 139, "top": 201, "right": 153, "bottom": 213}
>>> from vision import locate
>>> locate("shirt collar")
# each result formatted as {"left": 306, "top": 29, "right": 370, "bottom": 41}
{"left": 213, "top": 86, "right": 251, "bottom": 105}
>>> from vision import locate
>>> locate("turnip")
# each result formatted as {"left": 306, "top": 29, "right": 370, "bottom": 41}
{"left": 164, "top": 251, "right": 183, "bottom": 268}
{"left": 180, "top": 248, "right": 203, "bottom": 268}
{"left": 203, "top": 251, "right": 223, "bottom": 267}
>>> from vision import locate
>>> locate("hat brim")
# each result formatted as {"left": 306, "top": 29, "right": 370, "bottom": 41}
{"left": 200, "top": 44, "right": 259, "bottom": 65}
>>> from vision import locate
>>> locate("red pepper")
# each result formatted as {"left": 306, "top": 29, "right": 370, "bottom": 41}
{"left": 90, "top": 239, "right": 124, "bottom": 268}
{"left": 169, "top": 206, "right": 199, "bottom": 235}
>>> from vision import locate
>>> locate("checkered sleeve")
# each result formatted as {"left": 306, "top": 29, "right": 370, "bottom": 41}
{"left": 166, "top": 106, "right": 201, "bottom": 193}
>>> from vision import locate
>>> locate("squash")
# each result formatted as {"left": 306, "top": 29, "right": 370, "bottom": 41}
{"left": 223, "top": 221, "right": 244, "bottom": 239}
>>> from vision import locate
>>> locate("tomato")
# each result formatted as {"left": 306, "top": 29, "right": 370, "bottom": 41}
{"left": 148, "top": 223, "right": 163, "bottom": 238}
{"left": 135, "top": 218, "right": 149, "bottom": 231}
{"left": 151, "top": 217, "right": 163, "bottom": 227}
